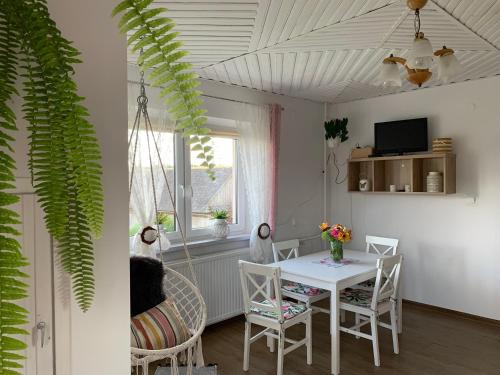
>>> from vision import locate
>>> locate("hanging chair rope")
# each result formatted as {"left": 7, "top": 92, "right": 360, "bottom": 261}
{"left": 129, "top": 50, "right": 199, "bottom": 287}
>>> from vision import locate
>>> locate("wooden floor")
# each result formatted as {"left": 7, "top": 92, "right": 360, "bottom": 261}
{"left": 201, "top": 302, "right": 500, "bottom": 375}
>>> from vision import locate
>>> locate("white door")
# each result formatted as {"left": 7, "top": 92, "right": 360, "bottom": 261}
{"left": 12, "top": 193, "right": 54, "bottom": 375}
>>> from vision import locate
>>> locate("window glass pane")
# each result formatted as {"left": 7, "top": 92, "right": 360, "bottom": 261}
{"left": 129, "top": 129, "right": 176, "bottom": 235}
{"left": 190, "top": 137, "right": 237, "bottom": 229}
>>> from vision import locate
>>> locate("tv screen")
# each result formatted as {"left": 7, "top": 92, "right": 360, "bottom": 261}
{"left": 374, "top": 118, "right": 428, "bottom": 155}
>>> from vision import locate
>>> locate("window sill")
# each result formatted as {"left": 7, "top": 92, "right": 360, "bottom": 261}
{"left": 159, "top": 234, "right": 250, "bottom": 262}
{"left": 167, "top": 234, "right": 250, "bottom": 251}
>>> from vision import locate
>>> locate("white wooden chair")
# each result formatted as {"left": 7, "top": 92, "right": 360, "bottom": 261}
{"left": 339, "top": 254, "right": 403, "bottom": 367}
{"left": 272, "top": 239, "right": 330, "bottom": 314}
{"left": 238, "top": 260, "right": 312, "bottom": 375}
{"left": 366, "top": 235, "right": 399, "bottom": 256}
{"left": 353, "top": 235, "right": 402, "bottom": 333}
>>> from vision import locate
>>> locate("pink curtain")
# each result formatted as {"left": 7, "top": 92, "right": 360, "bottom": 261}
{"left": 269, "top": 104, "right": 281, "bottom": 238}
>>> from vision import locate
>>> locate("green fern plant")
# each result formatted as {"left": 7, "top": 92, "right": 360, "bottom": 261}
{"left": 112, "top": 0, "right": 216, "bottom": 180}
{"left": 0, "top": 9, "right": 30, "bottom": 374}
{"left": 0, "top": 1, "right": 104, "bottom": 372}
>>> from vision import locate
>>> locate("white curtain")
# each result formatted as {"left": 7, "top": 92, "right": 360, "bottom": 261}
{"left": 128, "top": 82, "right": 173, "bottom": 257}
{"left": 236, "top": 104, "right": 273, "bottom": 263}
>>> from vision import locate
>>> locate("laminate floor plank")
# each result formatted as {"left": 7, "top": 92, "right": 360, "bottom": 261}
{"left": 200, "top": 302, "right": 500, "bottom": 375}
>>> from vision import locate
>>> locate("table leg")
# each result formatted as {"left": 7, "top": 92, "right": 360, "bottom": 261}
{"left": 330, "top": 288, "right": 340, "bottom": 375}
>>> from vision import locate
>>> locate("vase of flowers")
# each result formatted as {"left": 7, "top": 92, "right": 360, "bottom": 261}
{"left": 320, "top": 222, "right": 352, "bottom": 262}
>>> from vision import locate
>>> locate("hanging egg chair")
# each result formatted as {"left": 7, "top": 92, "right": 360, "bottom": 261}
{"left": 129, "top": 67, "right": 207, "bottom": 375}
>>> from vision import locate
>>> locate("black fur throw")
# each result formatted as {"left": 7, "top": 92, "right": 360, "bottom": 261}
{"left": 130, "top": 256, "right": 166, "bottom": 317}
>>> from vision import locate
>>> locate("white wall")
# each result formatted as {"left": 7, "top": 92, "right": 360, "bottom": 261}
{"left": 197, "top": 80, "right": 326, "bottom": 246}
{"left": 329, "top": 77, "right": 500, "bottom": 320}
{"left": 13, "top": 1, "right": 130, "bottom": 373}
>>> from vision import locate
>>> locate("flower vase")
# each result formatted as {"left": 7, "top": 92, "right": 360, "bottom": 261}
{"left": 330, "top": 240, "right": 343, "bottom": 263}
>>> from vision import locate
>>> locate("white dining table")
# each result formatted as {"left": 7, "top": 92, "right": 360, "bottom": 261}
{"left": 268, "top": 249, "right": 386, "bottom": 375}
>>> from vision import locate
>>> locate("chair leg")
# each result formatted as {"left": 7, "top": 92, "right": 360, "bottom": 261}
{"left": 390, "top": 303, "right": 400, "bottom": 354}
{"left": 243, "top": 321, "right": 251, "bottom": 371}
{"left": 340, "top": 309, "right": 346, "bottom": 323}
{"left": 397, "top": 298, "right": 403, "bottom": 334}
{"left": 269, "top": 329, "right": 275, "bottom": 353}
{"left": 306, "top": 314, "right": 312, "bottom": 365}
{"left": 355, "top": 313, "right": 360, "bottom": 339}
{"left": 370, "top": 315, "right": 380, "bottom": 367}
{"left": 277, "top": 328, "right": 286, "bottom": 375}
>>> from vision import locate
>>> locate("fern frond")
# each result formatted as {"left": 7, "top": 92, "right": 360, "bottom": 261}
{"left": 3, "top": 0, "right": 105, "bottom": 315}
{"left": 113, "top": 0, "right": 216, "bottom": 180}
{"left": 58, "top": 183, "right": 95, "bottom": 312}
{"left": 0, "top": 8, "right": 28, "bottom": 374}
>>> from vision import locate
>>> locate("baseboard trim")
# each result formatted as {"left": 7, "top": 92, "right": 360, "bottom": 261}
{"left": 403, "top": 299, "right": 500, "bottom": 327}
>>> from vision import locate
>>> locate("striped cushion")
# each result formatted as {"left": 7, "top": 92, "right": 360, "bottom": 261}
{"left": 131, "top": 299, "right": 190, "bottom": 350}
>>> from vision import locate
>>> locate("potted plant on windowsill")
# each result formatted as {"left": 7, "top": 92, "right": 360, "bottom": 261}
{"left": 156, "top": 212, "right": 174, "bottom": 233}
{"left": 324, "top": 118, "right": 349, "bottom": 148}
{"left": 210, "top": 209, "right": 230, "bottom": 240}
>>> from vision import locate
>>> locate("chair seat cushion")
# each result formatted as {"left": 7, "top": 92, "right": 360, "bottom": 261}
{"left": 282, "top": 282, "right": 328, "bottom": 296}
{"left": 340, "top": 288, "right": 375, "bottom": 308}
{"left": 250, "top": 299, "right": 307, "bottom": 320}
{"left": 352, "top": 278, "right": 376, "bottom": 290}
{"left": 131, "top": 299, "right": 191, "bottom": 350}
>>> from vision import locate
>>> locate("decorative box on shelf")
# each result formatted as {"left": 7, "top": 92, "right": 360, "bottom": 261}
{"left": 351, "top": 146, "right": 373, "bottom": 159}
{"left": 432, "top": 138, "right": 453, "bottom": 153}
{"left": 347, "top": 153, "right": 456, "bottom": 195}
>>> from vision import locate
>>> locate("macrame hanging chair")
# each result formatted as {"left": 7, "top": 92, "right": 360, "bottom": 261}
{"left": 129, "top": 67, "right": 207, "bottom": 375}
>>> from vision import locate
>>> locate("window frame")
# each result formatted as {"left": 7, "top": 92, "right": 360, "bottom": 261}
{"left": 164, "top": 123, "right": 246, "bottom": 245}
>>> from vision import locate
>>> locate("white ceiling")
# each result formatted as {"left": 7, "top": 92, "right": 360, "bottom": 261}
{"left": 130, "top": 0, "right": 500, "bottom": 103}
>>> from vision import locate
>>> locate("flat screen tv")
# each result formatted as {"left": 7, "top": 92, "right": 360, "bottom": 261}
{"left": 374, "top": 118, "right": 428, "bottom": 155}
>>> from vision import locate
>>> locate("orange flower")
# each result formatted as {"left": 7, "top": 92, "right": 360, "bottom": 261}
{"left": 319, "top": 222, "right": 329, "bottom": 232}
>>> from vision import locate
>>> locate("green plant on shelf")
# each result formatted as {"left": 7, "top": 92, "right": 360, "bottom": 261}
{"left": 324, "top": 118, "right": 349, "bottom": 142}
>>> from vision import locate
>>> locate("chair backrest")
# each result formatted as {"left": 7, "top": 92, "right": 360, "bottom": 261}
{"left": 238, "top": 260, "right": 284, "bottom": 321}
{"left": 272, "top": 239, "right": 300, "bottom": 263}
{"left": 371, "top": 254, "right": 403, "bottom": 310}
{"left": 366, "top": 235, "right": 399, "bottom": 256}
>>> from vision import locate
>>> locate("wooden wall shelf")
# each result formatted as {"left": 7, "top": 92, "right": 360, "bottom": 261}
{"left": 348, "top": 153, "right": 456, "bottom": 195}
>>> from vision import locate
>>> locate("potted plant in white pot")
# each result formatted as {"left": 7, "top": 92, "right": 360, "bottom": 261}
{"left": 210, "top": 209, "right": 230, "bottom": 240}
{"left": 324, "top": 118, "right": 349, "bottom": 148}
{"left": 156, "top": 212, "right": 174, "bottom": 233}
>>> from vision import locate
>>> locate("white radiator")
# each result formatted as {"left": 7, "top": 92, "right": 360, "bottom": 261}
{"left": 166, "top": 248, "right": 250, "bottom": 325}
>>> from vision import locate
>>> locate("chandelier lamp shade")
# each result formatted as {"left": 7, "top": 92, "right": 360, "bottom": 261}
{"left": 406, "top": 32, "right": 434, "bottom": 69}
{"left": 378, "top": 0, "right": 462, "bottom": 88}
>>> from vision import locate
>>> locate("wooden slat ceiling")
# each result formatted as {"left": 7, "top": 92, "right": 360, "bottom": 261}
{"left": 129, "top": 0, "right": 500, "bottom": 103}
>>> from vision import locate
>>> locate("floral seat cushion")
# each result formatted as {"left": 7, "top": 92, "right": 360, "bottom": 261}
{"left": 282, "top": 282, "right": 328, "bottom": 297}
{"left": 353, "top": 278, "right": 376, "bottom": 290}
{"left": 352, "top": 276, "right": 389, "bottom": 291}
{"left": 250, "top": 299, "right": 307, "bottom": 320}
{"left": 340, "top": 288, "right": 375, "bottom": 308}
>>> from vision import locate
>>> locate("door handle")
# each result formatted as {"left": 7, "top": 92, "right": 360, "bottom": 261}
{"left": 36, "top": 321, "right": 47, "bottom": 348}
{"left": 180, "top": 185, "right": 193, "bottom": 198}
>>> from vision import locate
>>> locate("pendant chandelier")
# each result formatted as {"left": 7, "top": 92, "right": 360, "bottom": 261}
{"left": 379, "top": 0, "right": 462, "bottom": 88}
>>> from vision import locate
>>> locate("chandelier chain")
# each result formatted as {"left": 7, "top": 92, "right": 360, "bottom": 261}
{"left": 414, "top": 9, "right": 421, "bottom": 37}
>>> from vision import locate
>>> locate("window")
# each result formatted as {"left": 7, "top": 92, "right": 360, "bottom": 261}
{"left": 129, "top": 121, "right": 245, "bottom": 245}
{"left": 190, "top": 136, "right": 238, "bottom": 229}
{"left": 129, "top": 128, "right": 176, "bottom": 237}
